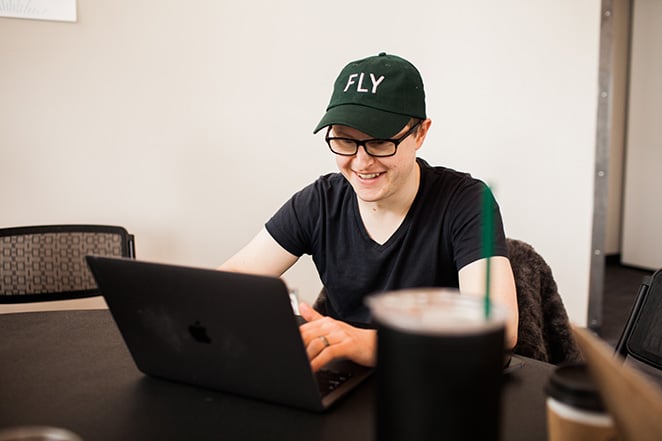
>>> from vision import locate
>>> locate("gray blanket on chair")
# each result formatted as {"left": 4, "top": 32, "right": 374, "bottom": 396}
{"left": 508, "top": 239, "right": 583, "bottom": 365}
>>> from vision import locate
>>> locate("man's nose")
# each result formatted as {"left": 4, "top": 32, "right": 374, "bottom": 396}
{"left": 353, "top": 143, "right": 375, "bottom": 164}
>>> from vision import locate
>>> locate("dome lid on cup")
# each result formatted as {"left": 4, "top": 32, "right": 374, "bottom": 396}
{"left": 545, "top": 363, "right": 607, "bottom": 412}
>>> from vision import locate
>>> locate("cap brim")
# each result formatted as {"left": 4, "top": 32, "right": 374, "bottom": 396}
{"left": 313, "top": 104, "right": 411, "bottom": 139}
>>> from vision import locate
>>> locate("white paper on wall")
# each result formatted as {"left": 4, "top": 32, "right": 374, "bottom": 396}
{"left": 0, "top": 0, "right": 77, "bottom": 22}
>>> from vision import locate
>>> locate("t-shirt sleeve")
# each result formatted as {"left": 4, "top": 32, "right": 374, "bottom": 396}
{"left": 265, "top": 182, "right": 321, "bottom": 258}
{"left": 450, "top": 180, "right": 508, "bottom": 270}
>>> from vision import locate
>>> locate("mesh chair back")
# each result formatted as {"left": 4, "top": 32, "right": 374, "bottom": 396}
{"left": 624, "top": 269, "right": 662, "bottom": 370}
{"left": 0, "top": 225, "right": 135, "bottom": 303}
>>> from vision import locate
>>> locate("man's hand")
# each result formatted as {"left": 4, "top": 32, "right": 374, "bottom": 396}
{"left": 298, "top": 302, "right": 377, "bottom": 372}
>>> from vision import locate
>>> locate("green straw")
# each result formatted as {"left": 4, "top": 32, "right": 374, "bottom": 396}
{"left": 481, "top": 184, "right": 494, "bottom": 319}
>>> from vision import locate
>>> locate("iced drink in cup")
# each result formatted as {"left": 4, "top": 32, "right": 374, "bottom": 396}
{"left": 367, "top": 288, "right": 508, "bottom": 441}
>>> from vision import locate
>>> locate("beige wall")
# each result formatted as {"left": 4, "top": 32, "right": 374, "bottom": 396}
{"left": 621, "top": 0, "right": 662, "bottom": 269}
{"left": 605, "top": 0, "right": 631, "bottom": 255}
{"left": 0, "top": 1, "right": 602, "bottom": 325}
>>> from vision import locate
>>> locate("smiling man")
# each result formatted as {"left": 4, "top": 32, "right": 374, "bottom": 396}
{"left": 219, "top": 52, "right": 518, "bottom": 372}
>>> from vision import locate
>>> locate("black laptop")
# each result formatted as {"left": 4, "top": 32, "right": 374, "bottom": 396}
{"left": 85, "top": 256, "right": 373, "bottom": 412}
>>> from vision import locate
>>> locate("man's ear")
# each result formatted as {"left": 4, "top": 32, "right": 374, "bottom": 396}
{"left": 415, "top": 118, "right": 432, "bottom": 147}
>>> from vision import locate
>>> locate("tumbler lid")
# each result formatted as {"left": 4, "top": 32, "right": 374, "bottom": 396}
{"left": 545, "top": 363, "right": 607, "bottom": 412}
{"left": 366, "top": 288, "right": 507, "bottom": 335}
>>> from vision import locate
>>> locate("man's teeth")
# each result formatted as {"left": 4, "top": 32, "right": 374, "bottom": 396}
{"left": 358, "top": 172, "right": 381, "bottom": 179}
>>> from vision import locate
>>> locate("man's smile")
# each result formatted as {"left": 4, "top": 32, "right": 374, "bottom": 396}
{"left": 357, "top": 172, "right": 383, "bottom": 180}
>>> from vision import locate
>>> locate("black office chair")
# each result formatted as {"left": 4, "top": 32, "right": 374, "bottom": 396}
{"left": 615, "top": 268, "right": 662, "bottom": 372}
{"left": 313, "top": 238, "right": 582, "bottom": 365}
{"left": 0, "top": 225, "right": 135, "bottom": 303}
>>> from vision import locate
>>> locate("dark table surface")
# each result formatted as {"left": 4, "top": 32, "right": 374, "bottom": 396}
{"left": 0, "top": 310, "right": 553, "bottom": 441}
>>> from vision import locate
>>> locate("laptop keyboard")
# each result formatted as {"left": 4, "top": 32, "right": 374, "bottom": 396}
{"left": 297, "top": 316, "right": 362, "bottom": 398}
{"left": 316, "top": 368, "right": 353, "bottom": 396}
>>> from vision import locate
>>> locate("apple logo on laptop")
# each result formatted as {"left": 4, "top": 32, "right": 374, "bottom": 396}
{"left": 188, "top": 320, "right": 212, "bottom": 344}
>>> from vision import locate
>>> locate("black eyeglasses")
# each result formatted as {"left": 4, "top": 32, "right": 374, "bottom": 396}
{"left": 325, "top": 120, "right": 422, "bottom": 158}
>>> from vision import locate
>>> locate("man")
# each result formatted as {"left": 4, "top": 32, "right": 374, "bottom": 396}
{"left": 220, "top": 52, "right": 518, "bottom": 372}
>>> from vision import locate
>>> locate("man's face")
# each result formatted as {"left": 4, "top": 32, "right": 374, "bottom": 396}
{"left": 331, "top": 122, "right": 426, "bottom": 205}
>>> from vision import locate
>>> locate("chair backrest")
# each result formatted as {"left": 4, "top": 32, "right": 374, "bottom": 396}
{"left": 615, "top": 269, "right": 662, "bottom": 371}
{"left": 0, "top": 225, "right": 135, "bottom": 303}
{"left": 507, "top": 238, "right": 583, "bottom": 365}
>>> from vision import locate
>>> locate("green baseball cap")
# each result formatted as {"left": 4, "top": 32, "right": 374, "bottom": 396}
{"left": 314, "top": 52, "right": 426, "bottom": 138}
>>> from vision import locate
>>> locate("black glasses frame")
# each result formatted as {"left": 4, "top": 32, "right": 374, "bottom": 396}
{"left": 325, "top": 120, "right": 422, "bottom": 158}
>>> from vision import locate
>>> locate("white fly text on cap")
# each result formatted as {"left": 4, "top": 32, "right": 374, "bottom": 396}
{"left": 343, "top": 73, "right": 385, "bottom": 94}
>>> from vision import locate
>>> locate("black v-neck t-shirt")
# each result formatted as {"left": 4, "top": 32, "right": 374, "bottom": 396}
{"left": 265, "top": 158, "right": 508, "bottom": 323}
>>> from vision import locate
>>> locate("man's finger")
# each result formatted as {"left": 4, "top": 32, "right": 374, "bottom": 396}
{"left": 299, "top": 302, "right": 324, "bottom": 322}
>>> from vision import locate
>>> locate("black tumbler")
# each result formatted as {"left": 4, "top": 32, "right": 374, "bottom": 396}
{"left": 367, "top": 288, "right": 507, "bottom": 441}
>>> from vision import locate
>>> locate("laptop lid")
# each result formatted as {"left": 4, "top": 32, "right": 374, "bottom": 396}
{"left": 85, "top": 256, "right": 372, "bottom": 412}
